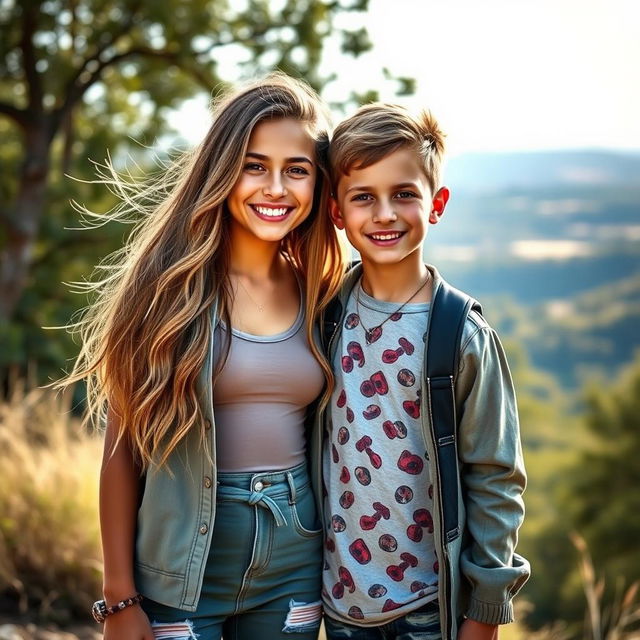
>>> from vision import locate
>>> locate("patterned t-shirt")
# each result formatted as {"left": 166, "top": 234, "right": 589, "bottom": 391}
{"left": 322, "top": 280, "right": 439, "bottom": 626}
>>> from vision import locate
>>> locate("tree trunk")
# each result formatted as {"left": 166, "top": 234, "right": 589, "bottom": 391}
{"left": 0, "top": 123, "right": 51, "bottom": 322}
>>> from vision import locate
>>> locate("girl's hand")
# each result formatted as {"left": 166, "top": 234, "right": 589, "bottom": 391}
{"left": 103, "top": 603, "right": 155, "bottom": 640}
{"left": 457, "top": 618, "right": 498, "bottom": 640}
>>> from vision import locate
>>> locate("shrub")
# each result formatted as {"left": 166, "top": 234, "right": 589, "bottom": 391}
{"left": 0, "top": 385, "right": 102, "bottom": 622}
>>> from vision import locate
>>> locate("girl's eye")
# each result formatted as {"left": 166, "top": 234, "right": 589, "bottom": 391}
{"left": 352, "top": 193, "right": 373, "bottom": 202}
{"left": 287, "top": 166, "right": 310, "bottom": 176}
{"left": 244, "top": 162, "right": 265, "bottom": 172}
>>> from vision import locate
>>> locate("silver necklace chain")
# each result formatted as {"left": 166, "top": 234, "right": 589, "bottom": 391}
{"left": 356, "top": 273, "right": 430, "bottom": 345}
{"left": 235, "top": 277, "right": 265, "bottom": 312}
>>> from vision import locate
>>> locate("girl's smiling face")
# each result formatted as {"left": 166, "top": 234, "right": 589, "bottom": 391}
{"left": 226, "top": 118, "right": 317, "bottom": 245}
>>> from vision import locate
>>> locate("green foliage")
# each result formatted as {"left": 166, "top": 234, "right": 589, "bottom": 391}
{"left": 340, "top": 26, "right": 372, "bottom": 56}
{"left": 517, "top": 355, "right": 640, "bottom": 633}
{"left": 486, "top": 325, "right": 640, "bottom": 636}
{"left": 0, "top": 113, "right": 128, "bottom": 383}
{"left": 568, "top": 354, "right": 640, "bottom": 581}
{"left": 0, "top": 0, "right": 376, "bottom": 384}
{"left": 348, "top": 88, "right": 380, "bottom": 107}
{"left": 382, "top": 67, "right": 415, "bottom": 96}
{"left": 524, "top": 534, "right": 640, "bottom": 640}
{"left": 497, "top": 338, "right": 586, "bottom": 630}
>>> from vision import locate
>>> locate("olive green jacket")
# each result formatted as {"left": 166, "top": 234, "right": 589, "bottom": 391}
{"left": 133, "top": 300, "right": 219, "bottom": 612}
{"left": 310, "top": 265, "right": 530, "bottom": 639}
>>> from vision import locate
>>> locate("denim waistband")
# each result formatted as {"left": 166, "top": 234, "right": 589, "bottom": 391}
{"left": 216, "top": 462, "right": 310, "bottom": 527}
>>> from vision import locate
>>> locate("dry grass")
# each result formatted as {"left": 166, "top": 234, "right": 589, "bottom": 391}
{"left": 569, "top": 532, "right": 640, "bottom": 640}
{"left": 1, "top": 385, "right": 638, "bottom": 640}
{"left": 527, "top": 534, "right": 640, "bottom": 640}
{"left": 0, "top": 385, "right": 103, "bottom": 621}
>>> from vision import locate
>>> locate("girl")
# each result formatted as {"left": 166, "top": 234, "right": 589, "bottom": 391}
{"left": 62, "top": 75, "right": 346, "bottom": 639}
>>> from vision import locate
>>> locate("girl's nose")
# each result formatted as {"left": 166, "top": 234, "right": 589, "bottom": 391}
{"left": 263, "top": 174, "right": 287, "bottom": 199}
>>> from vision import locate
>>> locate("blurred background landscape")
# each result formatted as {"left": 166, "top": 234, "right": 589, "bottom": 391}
{"left": 1, "top": 0, "right": 639, "bottom": 638}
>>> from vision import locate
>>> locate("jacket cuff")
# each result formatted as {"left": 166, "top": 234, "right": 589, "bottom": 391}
{"left": 466, "top": 598, "right": 514, "bottom": 625}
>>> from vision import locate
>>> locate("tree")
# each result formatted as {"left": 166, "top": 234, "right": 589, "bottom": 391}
{"left": 568, "top": 353, "right": 640, "bottom": 581}
{"left": 0, "top": 0, "right": 374, "bottom": 380}
{"left": 521, "top": 353, "right": 640, "bottom": 632}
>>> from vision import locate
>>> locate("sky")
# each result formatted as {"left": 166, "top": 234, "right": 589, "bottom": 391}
{"left": 170, "top": 0, "right": 640, "bottom": 156}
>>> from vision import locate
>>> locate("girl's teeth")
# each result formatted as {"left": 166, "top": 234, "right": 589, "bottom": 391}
{"left": 255, "top": 206, "right": 288, "bottom": 217}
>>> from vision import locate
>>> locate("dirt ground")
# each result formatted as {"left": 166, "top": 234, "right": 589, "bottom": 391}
{"left": 0, "top": 620, "right": 329, "bottom": 640}
{"left": 0, "top": 621, "right": 101, "bottom": 640}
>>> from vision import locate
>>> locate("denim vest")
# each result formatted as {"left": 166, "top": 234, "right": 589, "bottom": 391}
{"left": 310, "top": 265, "right": 530, "bottom": 639}
{"left": 134, "top": 300, "right": 219, "bottom": 612}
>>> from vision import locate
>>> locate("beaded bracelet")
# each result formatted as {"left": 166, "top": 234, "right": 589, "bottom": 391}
{"left": 91, "top": 593, "right": 144, "bottom": 623}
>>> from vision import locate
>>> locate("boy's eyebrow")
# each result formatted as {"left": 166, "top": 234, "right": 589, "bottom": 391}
{"left": 345, "top": 181, "right": 420, "bottom": 194}
{"left": 246, "top": 151, "right": 314, "bottom": 165}
{"left": 344, "top": 184, "right": 373, "bottom": 194}
{"left": 392, "top": 182, "right": 421, "bottom": 191}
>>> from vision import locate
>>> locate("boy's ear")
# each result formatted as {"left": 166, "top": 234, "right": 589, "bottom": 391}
{"left": 329, "top": 197, "right": 345, "bottom": 230}
{"left": 429, "top": 186, "right": 450, "bottom": 224}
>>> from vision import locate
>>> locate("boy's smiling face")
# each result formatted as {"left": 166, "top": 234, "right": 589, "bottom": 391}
{"left": 331, "top": 147, "right": 449, "bottom": 271}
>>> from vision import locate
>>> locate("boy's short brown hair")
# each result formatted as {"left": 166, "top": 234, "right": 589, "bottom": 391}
{"left": 329, "top": 103, "right": 446, "bottom": 194}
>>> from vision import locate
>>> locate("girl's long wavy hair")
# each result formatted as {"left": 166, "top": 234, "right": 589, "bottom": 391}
{"left": 60, "top": 74, "right": 347, "bottom": 469}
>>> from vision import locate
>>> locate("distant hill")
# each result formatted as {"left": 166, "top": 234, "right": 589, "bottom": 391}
{"left": 445, "top": 149, "right": 640, "bottom": 192}
{"left": 482, "top": 275, "right": 640, "bottom": 389}
{"left": 423, "top": 149, "right": 640, "bottom": 389}
{"left": 433, "top": 249, "right": 640, "bottom": 305}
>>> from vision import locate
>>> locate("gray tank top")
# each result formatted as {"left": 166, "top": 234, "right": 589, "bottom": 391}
{"left": 213, "top": 305, "right": 324, "bottom": 472}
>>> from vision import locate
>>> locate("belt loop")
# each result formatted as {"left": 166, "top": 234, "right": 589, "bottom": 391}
{"left": 217, "top": 484, "right": 287, "bottom": 526}
{"left": 287, "top": 471, "right": 297, "bottom": 505}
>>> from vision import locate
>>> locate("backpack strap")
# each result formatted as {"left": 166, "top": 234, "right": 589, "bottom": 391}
{"left": 426, "top": 279, "right": 482, "bottom": 543}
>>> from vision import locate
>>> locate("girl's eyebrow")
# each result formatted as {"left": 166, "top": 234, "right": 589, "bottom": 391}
{"left": 246, "top": 151, "right": 313, "bottom": 165}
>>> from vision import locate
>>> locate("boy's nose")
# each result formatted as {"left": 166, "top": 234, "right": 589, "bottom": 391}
{"left": 373, "top": 202, "right": 397, "bottom": 223}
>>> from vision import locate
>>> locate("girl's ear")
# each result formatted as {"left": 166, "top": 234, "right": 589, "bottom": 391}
{"left": 429, "top": 186, "right": 450, "bottom": 224}
{"left": 329, "top": 197, "right": 345, "bottom": 230}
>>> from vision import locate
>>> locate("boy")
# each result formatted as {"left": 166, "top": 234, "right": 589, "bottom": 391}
{"left": 313, "top": 104, "right": 530, "bottom": 640}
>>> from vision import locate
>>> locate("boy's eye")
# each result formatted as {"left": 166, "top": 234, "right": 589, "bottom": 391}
{"left": 395, "top": 191, "right": 418, "bottom": 199}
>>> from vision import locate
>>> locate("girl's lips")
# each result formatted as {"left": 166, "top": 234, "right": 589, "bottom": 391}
{"left": 366, "top": 231, "right": 406, "bottom": 246}
{"left": 250, "top": 204, "right": 293, "bottom": 222}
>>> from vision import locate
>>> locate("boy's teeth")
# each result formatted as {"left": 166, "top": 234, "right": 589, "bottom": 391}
{"left": 370, "top": 232, "right": 401, "bottom": 240}
{"left": 255, "top": 206, "right": 289, "bottom": 217}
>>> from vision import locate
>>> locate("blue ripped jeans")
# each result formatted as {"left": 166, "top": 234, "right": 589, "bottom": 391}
{"left": 324, "top": 601, "right": 442, "bottom": 640}
{"left": 142, "top": 462, "right": 323, "bottom": 639}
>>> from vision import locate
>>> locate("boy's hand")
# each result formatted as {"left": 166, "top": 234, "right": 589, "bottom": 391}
{"left": 457, "top": 618, "right": 498, "bottom": 640}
